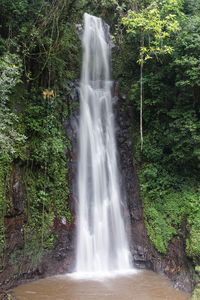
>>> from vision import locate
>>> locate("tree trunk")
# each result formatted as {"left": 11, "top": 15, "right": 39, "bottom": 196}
{"left": 140, "top": 31, "right": 144, "bottom": 151}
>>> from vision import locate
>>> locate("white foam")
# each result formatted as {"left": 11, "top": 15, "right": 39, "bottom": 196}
{"left": 67, "top": 269, "right": 138, "bottom": 281}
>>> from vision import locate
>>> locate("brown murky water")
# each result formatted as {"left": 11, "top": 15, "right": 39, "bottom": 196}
{"left": 12, "top": 270, "right": 189, "bottom": 300}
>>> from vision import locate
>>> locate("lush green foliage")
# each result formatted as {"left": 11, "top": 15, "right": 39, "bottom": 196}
{"left": 122, "top": 0, "right": 183, "bottom": 150}
{"left": 0, "top": 0, "right": 83, "bottom": 268}
{"left": 114, "top": 0, "right": 200, "bottom": 263}
{"left": 0, "top": 53, "right": 26, "bottom": 158}
{"left": 122, "top": 0, "right": 182, "bottom": 63}
{"left": 0, "top": 52, "right": 26, "bottom": 263}
{"left": 0, "top": 0, "right": 200, "bottom": 284}
{"left": 21, "top": 93, "right": 71, "bottom": 260}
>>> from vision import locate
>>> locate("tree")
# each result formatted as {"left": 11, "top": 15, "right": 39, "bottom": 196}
{"left": 122, "top": 0, "right": 183, "bottom": 150}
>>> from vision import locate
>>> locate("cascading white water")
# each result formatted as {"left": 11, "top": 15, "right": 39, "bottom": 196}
{"left": 76, "top": 13, "right": 132, "bottom": 275}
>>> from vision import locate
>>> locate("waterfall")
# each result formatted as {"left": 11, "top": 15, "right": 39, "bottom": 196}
{"left": 76, "top": 13, "right": 132, "bottom": 275}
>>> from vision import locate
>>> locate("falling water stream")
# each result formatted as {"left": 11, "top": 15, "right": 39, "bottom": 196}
{"left": 11, "top": 14, "right": 190, "bottom": 299}
{"left": 76, "top": 12, "right": 131, "bottom": 275}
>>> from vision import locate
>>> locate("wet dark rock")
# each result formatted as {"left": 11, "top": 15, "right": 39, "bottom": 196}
{"left": 0, "top": 216, "right": 75, "bottom": 291}
{"left": 75, "top": 23, "right": 83, "bottom": 36}
{"left": 64, "top": 80, "right": 80, "bottom": 208}
{"left": 0, "top": 159, "right": 75, "bottom": 291}
{"left": 120, "top": 94, "right": 126, "bottom": 100}
{"left": 6, "top": 164, "right": 25, "bottom": 217}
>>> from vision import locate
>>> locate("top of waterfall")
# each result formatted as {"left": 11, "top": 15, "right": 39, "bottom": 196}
{"left": 83, "top": 13, "right": 112, "bottom": 46}
{"left": 84, "top": 12, "right": 100, "bottom": 20}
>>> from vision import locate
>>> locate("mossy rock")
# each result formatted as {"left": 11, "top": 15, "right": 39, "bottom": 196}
{"left": 190, "top": 284, "right": 200, "bottom": 300}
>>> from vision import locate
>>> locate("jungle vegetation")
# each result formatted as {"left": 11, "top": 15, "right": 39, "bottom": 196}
{"left": 0, "top": 0, "right": 200, "bottom": 290}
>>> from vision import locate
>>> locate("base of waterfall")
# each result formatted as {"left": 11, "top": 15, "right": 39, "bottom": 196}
{"left": 12, "top": 270, "right": 189, "bottom": 300}
{"left": 67, "top": 268, "right": 138, "bottom": 281}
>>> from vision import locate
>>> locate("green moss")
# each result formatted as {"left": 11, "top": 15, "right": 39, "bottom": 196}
{"left": 1, "top": 85, "right": 72, "bottom": 268}
{"left": 21, "top": 96, "right": 72, "bottom": 261}
{"left": 190, "top": 284, "right": 200, "bottom": 300}
{"left": 0, "top": 159, "right": 12, "bottom": 267}
{"left": 135, "top": 131, "right": 200, "bottom": 256}
{"left": 139, "top": 161, "right": 200, "bottom": 255}
{"left": 186, "top": 190, "right": 200, "bottom": 262}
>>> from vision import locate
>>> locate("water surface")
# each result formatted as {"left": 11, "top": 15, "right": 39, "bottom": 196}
{"left": 12, "top": 270, "right": 189, "bottom": 300}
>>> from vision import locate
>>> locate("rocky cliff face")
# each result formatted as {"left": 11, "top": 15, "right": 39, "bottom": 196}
{"left": 0, "top": 133, "right": 75, "bottom": 291}
{"left": 1, "top": 196, "right": 74, "bottom": 292}
{"left": 114, "top": 93, "right": 192, "bottom": 292}
{"left": 0, "top": 80, "right": 193, "bottom": 293}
